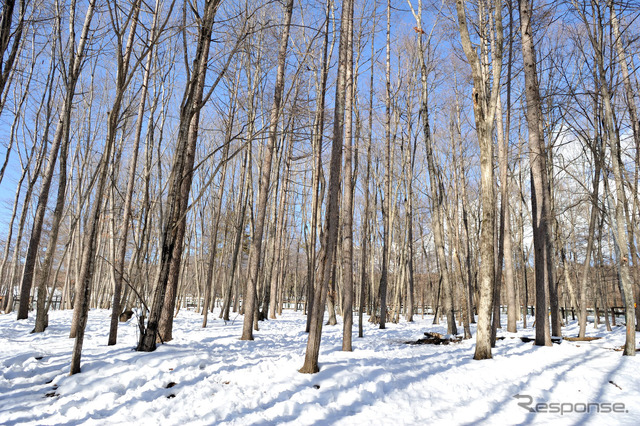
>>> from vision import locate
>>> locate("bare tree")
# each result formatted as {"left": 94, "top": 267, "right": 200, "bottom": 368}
{"left": 518, "top": 0, "right": 553, "bottom": 345}
{"left": 300, "top": 0, "right": 352, "bottom": 374}
{"left": 409, "top": 0, "right": 458, "bottom": 336}
{"left": 456, "top": 0, "right": 503, "bottom": 359}
{"left": 500, "top": 0, "right": 517, "bottom": 334}
{"left": 70, "top": 0, "right": 149, "bottom": 374}
{"left": 203, "top": 74, "right": 238, "bottom": 328}
{"left": 138, "top": 0, "right": 223, "bottom": 351}
{"left": 241, "top": 0, "right": 294, "bottom": 340}
{"left": 341, "top": 0, "right": 355, "bottom": 350}
{"left": 108, "top": 0, "right": 166, "bottom": 346}
{"left": 358, "top": 2, "right": 376, "bottom": 338}
{"left": 16, "top": 0, "right": 97, "bottom": 321}
{"left": 304, "top": 0, "right": 332, "bottom": 334}
{"left": 0, "top": 0, "right": 26, "bottom": 121}
{"left": 610, "top": 0, "right": 640, "bottom": 333}
{"left": 579, "top": 0, "right": 635, "bottom": 355}
{"left": 378, "top": 0, "right": 392, "bottom": 330}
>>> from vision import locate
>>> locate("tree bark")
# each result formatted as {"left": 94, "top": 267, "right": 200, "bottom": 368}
{"left": 300, "top": 0, "right": 351, "bottom": 373}
{"left": 70, "top": 0, "right": 144, "bottom": 373}
{"left": 108, "top": 0, "right": 160, "bottom": 345}
{"left": 582, "top": 0, "right": 635, "bottom": 355}
{"left": 0, "top": 0, "right": 26, "bottom": 121}
{"left": 497, "top": 93, "right": 517, "bottom": 334}
{"left": 456, "top": 0, "right": 503, "bottom": 358}
{"left": 610, "top": 0, "right": 640, "bottom": 335}
{"left": 138, "top": 0, "right": 222, "bottom": 351}
{"left": 378, "top": 0, "right": 391, "bottom": 330}
{"left": 341, "top": 0, "right": 354, "bottom": 351}
{"left": 518, "top": 0, "right": 553, "bottom": 346}
{"left": 17, "top": 0, "right": 97, "bottom": 321}
{"left": 578, "top": 137, "right": 601, "bottom": 338}
{"left": 202, "top": 82, "right": 237, "bottom": 327}
{"left": 241, "top": 0, "right": 294, "bottom": 340}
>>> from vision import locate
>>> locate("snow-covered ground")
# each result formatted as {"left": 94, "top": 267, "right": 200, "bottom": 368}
{"left": 1, "top": 308, "right": 638, "bottom": 425}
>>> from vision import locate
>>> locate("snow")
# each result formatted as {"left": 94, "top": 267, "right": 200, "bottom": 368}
{"left": 1, "top": 308, "right": 639, "bottom": 425}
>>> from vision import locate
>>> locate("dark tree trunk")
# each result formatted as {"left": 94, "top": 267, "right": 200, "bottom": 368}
{"left": 138, "top": 0, "right": 222, "bottom": 352}
{"left": 518, "top": 0, "right": 553, "bottom": 346}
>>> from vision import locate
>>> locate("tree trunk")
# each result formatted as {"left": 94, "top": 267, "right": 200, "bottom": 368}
{"left": 202, "top": 84, "right": 237, "bottom": 327}
{"left": 300, "top": 0, "right": 351, "bottom": 374}
{"left": 222, "top": 148, "right": 250, "bottom": 321}
{"left": 496, "top": 92, "right": 517, "bottom": 334}
{"left": 0, "top": 0, "right": 26, "bottom": 120}
{"left": 17, "top": 0, "right": 97, "bottom": 320}
{"left": 611, "top": 4, "right": 640, "bottom": 332}
{"left": 138, "top": 0, "right": 222, "bottom": 352}
{"left": 456, "top": 0, "right": 503, "bottom": 358}
{"left": 340, "top": 0, "right": 354, "bottom": 350}
{"left": 518, "top": 0, "right": 552, "bottom": 346}
{"left": 108, "top": 0, "right": 159, "bottom": 345}
{"left": 359, "top": 11, "right": 375, "bottom": 337}
{"left": 70, "top": 0, "right": 144, "bottom": 372}
{"left": 578, "top": 137, "right": 601, "bottom": 338}
{"left": 378, "top": 0, "right": 392, "bottom": 330}
{"left": 587, "top": 0, "right": 635, "bottom": 355}
{"left": 33, "top": 113, "right": 70, "bottom": 333}
{"left": 241, "top": 0, "right": 294, "bottom": 340}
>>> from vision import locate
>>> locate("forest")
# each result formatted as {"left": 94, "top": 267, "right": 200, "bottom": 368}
{"left": 0, "top": 0, "right": 639, "bottom": 399}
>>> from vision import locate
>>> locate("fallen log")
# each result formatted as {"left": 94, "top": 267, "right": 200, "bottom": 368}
{"left": 405, "top": 332, "right": 462, "bottom": 345}
{"left": 563, "top": 336, "right": 602, "bottom": 342}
